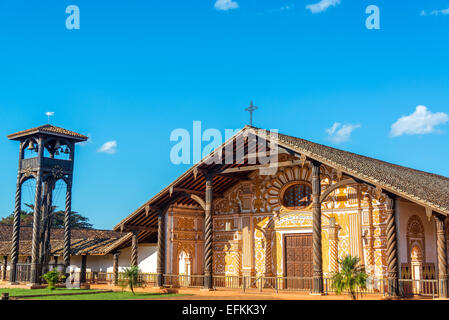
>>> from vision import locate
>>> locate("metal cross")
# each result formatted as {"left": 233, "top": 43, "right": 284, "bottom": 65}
{"left": 245, "top": 101, "right": 258, "bottom": 126}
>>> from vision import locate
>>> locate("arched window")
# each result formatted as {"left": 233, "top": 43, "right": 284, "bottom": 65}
{"left": 282, "top": 183, "right": 312, "bottom": 209}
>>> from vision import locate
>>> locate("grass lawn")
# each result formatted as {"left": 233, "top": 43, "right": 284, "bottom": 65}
{"left": 21, "top": 291, "right": 191, "bottom": 300}
{"left": 1, "top": 288, "right": 100, "bottom": 297}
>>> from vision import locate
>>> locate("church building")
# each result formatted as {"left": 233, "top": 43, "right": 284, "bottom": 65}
{"left": 114, "top": 126, "right": 449, "bottom": 297}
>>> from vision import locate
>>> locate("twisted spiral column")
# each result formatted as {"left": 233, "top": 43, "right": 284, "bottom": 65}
{"left": 264, "top": 230, "right": 273, "bottom": 276}
{"left": 131, "top": 232, "right": 139, "bottom": 266}
{"left": 113, "top": 252, "right": 120, "bottom": 285}
{"left": 10, "top": 143, "right": 25, "bottom": 284}
{"left": 156, "top": 210, "right": 166, "bottom": 287}
{"left": 328, "top": 219, "right": 339, "bottom": 273}
{"left": 366, "top": 233, "right": 374, "bottom": 274}
{"left": 435, "top": 214, "right": 448, "bottom": 298}
{"left": 10, "top": 181, "right": 22, "bottom": 283}
{"left": 385, "top": 194, "right": 399, "bottom": 297}
{"left": 30, "top": 174, "right": 43, "bottom": 285}
{"left": 63, "top": 183, "right": 72, "bottom": 270}
{"left": 311, "top": 160, "right": 323, "bottom": 294}
{"left": 203, "top": 175, "right": 213, "bottom": 289}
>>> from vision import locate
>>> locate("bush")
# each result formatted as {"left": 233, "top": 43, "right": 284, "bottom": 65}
{"left": 42, "top": 270, "right": 66, "bottom": 290}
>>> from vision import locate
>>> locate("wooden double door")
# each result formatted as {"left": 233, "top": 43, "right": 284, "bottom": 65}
{"left": 284, "top": 233, "right": 313, "bottom": 289}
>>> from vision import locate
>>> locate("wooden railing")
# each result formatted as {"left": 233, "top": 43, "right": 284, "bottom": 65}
{"left": 3, "top": 268, "right": 440, "bottom": 298}
{"left": 398, "top": 279, "right": 438, "bottom": 298}
{"left": 163, "top": 274, "right": 204, "bottom": 288}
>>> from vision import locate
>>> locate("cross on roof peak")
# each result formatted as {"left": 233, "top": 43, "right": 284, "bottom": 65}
{"left": 245, "top": 101, "right": 258, "bottom": 126}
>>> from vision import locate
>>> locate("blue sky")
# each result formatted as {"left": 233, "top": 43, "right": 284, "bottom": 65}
{"left": 0, "top": 0, "right": 448, "bottom": 229}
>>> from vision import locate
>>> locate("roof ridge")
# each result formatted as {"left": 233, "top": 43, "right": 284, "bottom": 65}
{"left": 273, "top": 129, "right": 449, "bottom": 181}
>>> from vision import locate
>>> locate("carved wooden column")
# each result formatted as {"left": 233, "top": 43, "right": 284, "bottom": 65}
{"left": 434, "top": 214, "right": 448, "bottom": 299}
{"left": 328, "top": 217, "right": 339, "bottom": 273}
{"left": 156, "top": 210, "right": 166, "bottom": 287}
{"left": 113, "top": 252, "right": 120, "bottom": 285}
{"left": 311, "top": 160, "right": 323, "bottom": 294}
{"left": 10, "top": 142, "right": 24, "bottom": 284}
{"left": 131, "top": 231, "right": 139, "bottom": 267}
{"left": 264, "top": 229, "right": 273, "bottom": 277}
{"left": 203, "top": 174, "right": 213, "bottom": 289}
{"left": 385, "top": 193, "right": 399, "bottom": 297}
{"left": 80, "top": 255, "right": 87, "bottom": 284}
{"left": 63, "top": 180, "right": 73, "bottom": 271}
{"left": 2, "top": 256, "right": 7, "bottom": 281}
{"left": 364, "top": 195, "right": 375, "bottom": 276}
{"left": 30, "top": 138, "right": 44, "bottom": 285}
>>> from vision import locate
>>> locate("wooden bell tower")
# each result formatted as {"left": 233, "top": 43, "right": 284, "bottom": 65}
{"left": 7, "top": 125, "right": 88, "bottom": 285}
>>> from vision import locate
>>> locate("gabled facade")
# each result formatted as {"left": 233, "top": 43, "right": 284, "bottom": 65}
{"left": 114, "top": 126, "right": 449, "bottom": 296}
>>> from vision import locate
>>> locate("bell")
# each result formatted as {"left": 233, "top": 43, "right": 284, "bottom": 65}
{"left": 54, "top": 140, "right": 61, "bottom": 149}
{"left": 64, "top": 148, "right": 70, "bottom": 154}
{"left": 27, "top": 140, "right": 35, "bottom": 151}
{"left": 55, "top": 149, "right": 60, "bottom": 156}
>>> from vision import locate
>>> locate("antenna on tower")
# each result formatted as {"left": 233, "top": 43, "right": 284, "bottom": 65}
{"left": 45, "top": 112, "right": 55, "bottom": 124}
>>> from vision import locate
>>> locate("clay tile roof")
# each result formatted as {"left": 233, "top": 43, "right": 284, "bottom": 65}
{"left": 0, "top": 224, "right": 129, "bottom": 256}
{"left": 251, "top": 126, "right": 449, "bottom": 215}
{"left": 7, "top": 124, "right": 88, "bottom": 141}
{"left": 115, "top": 126, "right": 449, "bottom": 230}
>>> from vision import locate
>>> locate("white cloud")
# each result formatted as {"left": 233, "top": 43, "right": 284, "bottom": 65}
{"left": 306, "top": 0, "right": 340, "bottom": 14}
{"left": 421, "top": 7, "right": 449, "bottom": 16}
{"left": 326, "top": 122, "right": 361, "bottom": 143}
{"left": 390, "top": 106, "right": 449, "bottom": 137}
{"left": 214, "top": 0, "right": 239, "bottom": 11}
{"left": 97, "top": 140, "right": 118, "bottom": 154}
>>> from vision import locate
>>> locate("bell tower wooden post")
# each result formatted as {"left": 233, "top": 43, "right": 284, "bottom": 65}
{"left": 7, "top": 125, "right": 88, "bottom": 285}
{"left": 311, "top": 160, "right": 323, "bottom": 294}
{"left": 203, "top": 173, "right": 214, "bottom": 290}
{"left": 30, "top": 137, "right": 44, "bottom": 285}
{"left": 63, "top": 176, "right": 73, "bottom": 270}
{"left": 9, "top": 141, "right": 25, "bottom": 284}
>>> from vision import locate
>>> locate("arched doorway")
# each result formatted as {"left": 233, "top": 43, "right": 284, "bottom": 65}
{"left": 178, "top": 251, "right": 192, "bottom": 286}
{"left": 410, "top": 245, "right": 423, "bottom": 294}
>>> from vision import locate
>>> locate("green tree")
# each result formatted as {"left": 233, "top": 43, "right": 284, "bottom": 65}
{"left": 0, "top": 203, "right": 93, "bottom": 229}
{"left": 51, "top": 210, "right": 93, "bottom": 229}
{"left": 331, "top": 255, "right": 368, "bottom": 300}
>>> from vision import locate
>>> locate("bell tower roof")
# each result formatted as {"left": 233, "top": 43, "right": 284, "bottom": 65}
{"left": 7, "top": 124, "right": 88, "bottom": 142}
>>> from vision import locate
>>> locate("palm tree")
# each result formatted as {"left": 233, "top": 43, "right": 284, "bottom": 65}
{"left": 331, "top": 255, "right": 368, "bottom": 300}
{"left": 122, "top": 265, "right": 141, "bottom": 294}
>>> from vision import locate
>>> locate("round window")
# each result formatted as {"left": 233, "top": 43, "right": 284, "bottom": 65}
{"left": 282, "top": 183, "right": 312, "bottom": 209}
